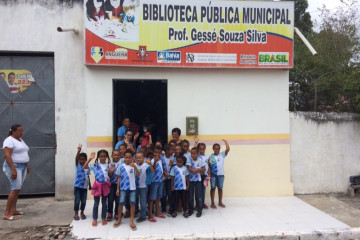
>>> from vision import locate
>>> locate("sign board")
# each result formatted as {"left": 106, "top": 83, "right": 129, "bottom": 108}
{"left": 0, "top": 70, "right": 34, "bottom": 93}
{"left": 85, "top": 0, "right": 294, "bottom": 68}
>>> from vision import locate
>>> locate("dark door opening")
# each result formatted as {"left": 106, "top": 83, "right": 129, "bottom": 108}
{"left": 113, "top": 80, "right": 168, "bottom": 148}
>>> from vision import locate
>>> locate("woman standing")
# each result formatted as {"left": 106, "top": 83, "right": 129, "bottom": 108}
{"left": 2, "top": 124, "right": 30, "bottom": 221}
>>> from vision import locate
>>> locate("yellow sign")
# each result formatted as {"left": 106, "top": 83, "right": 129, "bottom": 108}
{"left": 0, "top": 70, "right": 34, "bottom": 93}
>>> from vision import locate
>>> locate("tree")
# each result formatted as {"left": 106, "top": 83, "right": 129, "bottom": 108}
{"left": 290, "top": 0, "right": 360, "bottom": 112}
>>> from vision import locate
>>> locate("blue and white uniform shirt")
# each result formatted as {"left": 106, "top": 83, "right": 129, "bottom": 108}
{"left": 186, "top": 157, "right": 205, "bottom": 182}
{"left": 170, "top": 165, "right": 189, "bottom": 190}
{"left": 199, "top": 154, "right": 209, "bottom": 176}
{"left": 116, "top": 163, "right": 136, "bottom": 191}
{"left": 89, "top": 162, "right": 109, "bottom": 183}
{"left": 162, "top": 155, "right": 174, "bottom": 180}
{"left": 210, "top": 151, "right": 227, "bottom": 176}
{"left": 109, "top": 161, "right": 121, "bottom": 184}
{"left": 151, "top": 158, "right": 163, "bottom": 183}
{"left": 74, "top": 163, "right": 90, "bottom": 189}
{"left": 135, "top": 163, "right": 150, "bottom": 188}
{"left": 183, "top": 151, "right": 191, "bottom": 165}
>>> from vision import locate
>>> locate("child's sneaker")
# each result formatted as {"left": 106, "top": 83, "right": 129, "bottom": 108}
{"left": 136, "top": 217, "right": 146, "bottom": 223}
{"left": 106, "top": 213, "right": 113, "bottom": 221}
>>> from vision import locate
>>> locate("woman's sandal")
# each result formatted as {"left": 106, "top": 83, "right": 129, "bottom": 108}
{"left": 130, "top": 225, "right": 137, "bottom": 231}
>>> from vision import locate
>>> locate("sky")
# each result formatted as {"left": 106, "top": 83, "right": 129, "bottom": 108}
{"left": 307, "top": 0, "right": 357, "bottom": 25}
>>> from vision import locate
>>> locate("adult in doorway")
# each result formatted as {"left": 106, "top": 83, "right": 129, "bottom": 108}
{"left": 171, "top": 128, "right": 182, "bottom": 144}
{"left": 117, "top": 117, "right": 130, "bottom": 142}
{"left": 115, "top": 129, "right": 136, "bottom": 152}
{"left": 2, "top": 124, "right": 30, "bottom": 221}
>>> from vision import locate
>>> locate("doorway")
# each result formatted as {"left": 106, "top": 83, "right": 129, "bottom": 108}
{"left": 113, "top": 80, "right": 168, "bottom": 147}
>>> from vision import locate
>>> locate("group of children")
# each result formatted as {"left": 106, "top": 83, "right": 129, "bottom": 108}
{"left": 73, "top": 132, "right": 230, "bottom": 231}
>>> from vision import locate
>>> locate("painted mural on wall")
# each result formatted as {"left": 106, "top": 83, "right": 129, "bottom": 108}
{"left": 0, "top": 70, "right": 34, "bottom": 93}
{"left": 84, "top": 0, "right": 294, "bottom": 68}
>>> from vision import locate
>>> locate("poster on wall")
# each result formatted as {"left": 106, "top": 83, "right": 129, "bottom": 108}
{"left": 0, "top": 70, "right": 34, "bottom": 93}
{"left": 84, "top": 0, "right": 294, "bottom": 68}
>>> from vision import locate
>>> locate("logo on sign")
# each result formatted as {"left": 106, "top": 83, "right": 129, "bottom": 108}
{"left": 258, "top": 52, "right": 289, "bottom": 65}
{"left": 91, "top": 47, "right": 104, "bottom": 63}
{"left": 105, "top": 48, "right": 128, "bottom": 60}
{"left": 186, "top": 53, "right": 195, "bottom": 63}
{"left": 136, "top": 46, "right": 149, "bottom": 60}
{"left": 157, "top": 51, "right": 181, "bottom": 63}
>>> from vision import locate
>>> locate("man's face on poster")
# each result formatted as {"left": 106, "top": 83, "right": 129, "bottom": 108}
{"left": 8, "top": 74, "right": 15, "bottom": 85}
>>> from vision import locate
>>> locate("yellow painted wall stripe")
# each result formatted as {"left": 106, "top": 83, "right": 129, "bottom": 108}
{"left": 87, "top": 134, "right": 289, "bottom": 143}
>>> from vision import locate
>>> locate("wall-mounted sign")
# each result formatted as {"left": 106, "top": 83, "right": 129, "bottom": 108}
{"left": 0, "top": 70, "right": 34, "bottom": 93}
{"left": 85, "top": 0, "right": 294, "bottom": 68}
{"left": 186, "top": 116, "right": 198, "bottom": 135}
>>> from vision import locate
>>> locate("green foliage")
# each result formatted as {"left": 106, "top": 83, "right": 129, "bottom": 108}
{"left": 290, "top": 0, "right": 360, "bottom": 113}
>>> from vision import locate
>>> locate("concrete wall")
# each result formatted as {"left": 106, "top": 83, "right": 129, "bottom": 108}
{"left": 0, "top": 2, "right": 85, "bottom": 200}
{"left": 290, "top": 112, "right": 360, "bottom": 194}
{"left": 86, "top": 68, "right": 294, "bottom": 197}
{"left": 1, "top": 1, "right": 294, "bottom": 198}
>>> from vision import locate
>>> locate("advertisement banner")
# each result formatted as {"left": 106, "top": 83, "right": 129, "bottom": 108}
{"left": 85, "top": 0, "right": 294, "bottom": 68}
{"left": 0, "top": 70, "right": 34, "bottom": 93}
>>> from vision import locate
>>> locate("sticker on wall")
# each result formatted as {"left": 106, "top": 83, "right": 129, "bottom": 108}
{"left": 0, "top": 70, "right": 35, "bottom": 94}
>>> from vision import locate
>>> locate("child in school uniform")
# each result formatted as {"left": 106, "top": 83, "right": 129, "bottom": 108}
{"left": 107, "top": 149, "right": 122, "bottom": 221}
{"left": 113, "top": 149, "right": 140, "bottom": 231}
{"left": 135, "top": 152, "right": 154, "bottom": 223}
{"left": 186, "top": 147, "right": 206, "bottom": 217}
{"left": 161, "top": 144, "right": 174, "bottom": 214}
{"left": 148, "top": 146, "right": 165, "bottom": 222}
{"left": 170, "top": 155, "right": 189, "bottom": 218}
{"left": 180, "top": 139, "right": 191, "bottom": 161}
{"left": 83, "top": 149, "right": 111, "bottom": 227}
{"left": 73, "top": 144, "right": 92, "bottom": 221}
{"left": 194, "top": 138, "right": 211, "bottom": 209}
{"left": 210, "top": 139, "right": 230, "bottom": 209}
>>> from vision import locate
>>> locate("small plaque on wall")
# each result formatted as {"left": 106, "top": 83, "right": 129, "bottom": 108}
{"left": 186, "top": 116, "right": 198, "bottom": 135}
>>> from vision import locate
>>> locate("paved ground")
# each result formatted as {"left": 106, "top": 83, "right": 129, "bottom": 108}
{"left": 71, "top": 197, "right": 349, "bottom": 239}
{"left": 1, "top": 194, "right": 360, "bottom": 239}
{"left": 298, "top": 194, "right": 360, "bottom": 228}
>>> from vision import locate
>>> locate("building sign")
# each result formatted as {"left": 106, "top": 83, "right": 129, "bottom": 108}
{"left": 84, "top": 0, "right": 294, "bottom": 68}
{"left": 0, "top": 70, "right": 34, "bottom": 93}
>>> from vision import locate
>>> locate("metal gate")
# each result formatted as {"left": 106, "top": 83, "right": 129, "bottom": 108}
{"left": 0, "top": 54, "right": 55, "bottom": 195}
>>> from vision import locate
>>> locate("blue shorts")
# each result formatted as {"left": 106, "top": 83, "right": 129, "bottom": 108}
{"left": 211, "top": 175, "right": 224, "bottom": 189}
{"left": 150, "top": 182, "right": 163, "bottom": 201}
{"left": 119, "top": 190, "right": 136, "bottom": 205}
{"left": 3, "top": 162, "right": 27, "bottom": 191}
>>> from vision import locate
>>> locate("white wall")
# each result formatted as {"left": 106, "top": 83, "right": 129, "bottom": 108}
{"left": 0, "top": 1, "right": 293, "bottom": 199}
{"left": 291, "top": 112, "right": 360, "bottom": 194}
{"left": 86, "top": 68, "right": 290, "bottom": 136}
{"left": 0, "top": 2, "right": 86, "bottom": 199}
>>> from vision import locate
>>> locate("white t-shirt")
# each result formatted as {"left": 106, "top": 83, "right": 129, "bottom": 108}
{"left": 170, "top": 165, "right": 189, "bottom": 190}
{"left": 163, "top": 155, "right": 174, "bottom": 179}
{"left": 199, "top": 154, "right": 209, "bottom": 176}
{"left": 89, "top": 162, "right": 110, "bottom": 181}
{"left": 136, "top": 162, "right": 150, "bottom": 188}
{"left": 210, "top": 151, "right": 227, "bottom": 175}
{"left": 3, "top": 136, "right": 29, "bottom": 163}
{"left": 186, "top": 157, "right": 205, "bottom": 182}
{"left": 116, "top": 163, "right": 137, "bottom": 190}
